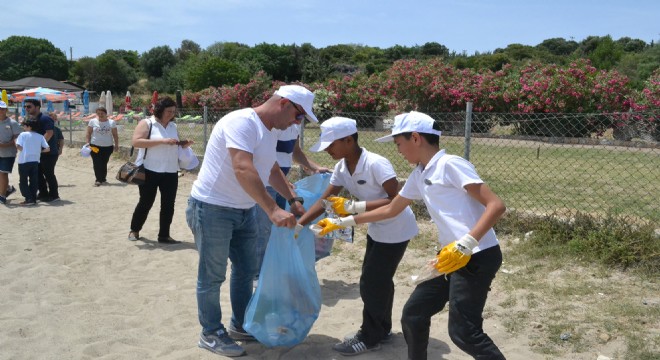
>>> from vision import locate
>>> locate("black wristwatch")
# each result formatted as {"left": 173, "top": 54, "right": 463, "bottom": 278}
{"left": 288, "top": 196, "right": 304, "bottom": 206}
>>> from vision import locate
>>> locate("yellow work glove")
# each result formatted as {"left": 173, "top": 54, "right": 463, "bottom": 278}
{"left": 310, "top": 216, "right": 356, "bottom": 236}
{"left": 90, "top": 146, "right": 100, "bottom": 153}
{"left": 435, "top": 234, "right": 479, "bottom": 274}
{"left": 327, "top": 196, "right": 367, "bottom": 216}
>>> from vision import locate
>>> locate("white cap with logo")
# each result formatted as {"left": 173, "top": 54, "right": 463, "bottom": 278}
{"left": 309, "top": 117, "right": 358, "bottom": 152}
{"left": 375, "top": 111, "right": 441, "bottom": 142}
{"left": 274, "top": 85, "right": 318, "bottom": 123}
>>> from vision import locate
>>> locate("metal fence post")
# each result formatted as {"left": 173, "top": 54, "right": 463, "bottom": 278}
{"left": 68, "top": 112, "right": 73, "bottom": 145}
{"left": 464, "top": 101, "right": 473, "bottom": 161}
{"left": 203, "top": 106, "right": 208, "bottom": 150}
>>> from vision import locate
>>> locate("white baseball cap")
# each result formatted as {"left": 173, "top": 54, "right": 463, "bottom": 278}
{"left": 375, "top": 111, "right": 441, "bottom": 142}
{"left": 309, "top": 117, "right": 358, "bottom": 152}
{"left": 274, "top": 85, "right": 318, "bottom": 123}
{"left": 0, "top": 101, "right": 7, "bottom": 109}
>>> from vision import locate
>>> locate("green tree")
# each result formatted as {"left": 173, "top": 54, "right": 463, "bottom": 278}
{"left": 95, "top": 51, "right": 138, "bottom": 93}
{"left": 589, "top": 35, "right": 623, "bottom": 70}
{"left": 0, "top": 36, "right": 68, "bottom": 80}
{"left": 185, "top": 56, "right": 250, "bottom": 91}
{"left": 70, "top": 57, "right": 100, "bottom": 90}
{"left": 420, "top": 42, "right": 449, "bottom": 57}
{"left": 140, "top": 45, "right": 177, "bottom": 78}
{"left": 537, "top": 37, "right": 579, "bottom": 56}
{"left": 175, "top": 40, "right": 201, "bottom": 62}
{"left": 616, "top": 37, "right": 647, "bottom": 53}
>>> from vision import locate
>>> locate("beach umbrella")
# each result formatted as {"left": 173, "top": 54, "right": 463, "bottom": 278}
{"left": 1, "top": 89, "right": 7, "bottom": 104}
{"left": 83, "top": 90, "right": 89, "bottom": 114}
{"left": 64, "top": 99, "right": 70, "bottom": 113}
{"left": 125, "top": 91, "right": 132, "bottom": 111}
{"left": 46, "top": 101, "right": 54, "bottom": 113}
{"left": 106, "top": 90, "right": 113, "bottom": 114}
{"left": 8, "top": 87, "right": 76, "bottom": 102}
{"left": 150, "top": 90, "right": 158, "bottom": 113}
{"left": 99, "top": 91, "right": 106, "bottom": 109}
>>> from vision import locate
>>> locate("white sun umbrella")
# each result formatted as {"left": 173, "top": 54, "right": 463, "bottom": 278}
{"left": 99, "top": 91, "right": 106, "bottom": 110}
{"left": 106, "top": 90, "right": 113, "bottom": 114}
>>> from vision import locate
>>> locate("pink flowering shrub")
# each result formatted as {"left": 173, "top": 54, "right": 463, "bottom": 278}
{"left": 323, "top": 74, "right": 390, "bottom": 113}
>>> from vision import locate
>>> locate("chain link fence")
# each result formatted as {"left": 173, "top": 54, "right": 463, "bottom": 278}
{"left": 59, "top": 105, "right": 659, "bottom": 225}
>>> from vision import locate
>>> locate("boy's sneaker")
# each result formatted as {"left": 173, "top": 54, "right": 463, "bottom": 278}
{"left": 47, "top": 197, "right": 61, "bottom": 203}
{"left": 333, "top": 335, "right": 381, "bottom": 356}
{"left": 198, "top": 330, "right": 246, "bottom": 357}
{"left": 227, "top": 323, "right": 256, "bottom": 341}
{"left": 0, "top": 195, "right": 6, "bottom": 204}
{"left": 344, "top": 330, "right": 393, "bottom": 344}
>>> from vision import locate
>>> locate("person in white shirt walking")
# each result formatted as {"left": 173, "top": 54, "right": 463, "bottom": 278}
{"left": 86, "top": 107, "right": 119, "bottom": 186}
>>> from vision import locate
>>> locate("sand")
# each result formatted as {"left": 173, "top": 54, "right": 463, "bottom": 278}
{"left": 0, "top": 147, "right": 547, "bottom": 360}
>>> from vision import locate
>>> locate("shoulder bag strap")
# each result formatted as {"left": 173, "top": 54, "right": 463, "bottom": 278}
{"left": 129, "top": 119, "right": 153, "bottom": 159}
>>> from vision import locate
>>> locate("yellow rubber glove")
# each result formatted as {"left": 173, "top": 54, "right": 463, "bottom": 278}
{"left": 327, "top": 196, "right": 367, "bottom": 216}
{"left": 310, "top": 216, "right": 356, "bottom": 236}
{"left": 90, "top": 146, "right": 100, "bottom": 153}
{"left": 435, "top": 234, "right": 479, "bottom": 274}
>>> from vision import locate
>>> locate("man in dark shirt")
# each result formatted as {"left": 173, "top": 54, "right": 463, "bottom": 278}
{"left": 24, "top": 99, "right": 60, "bottom": 202}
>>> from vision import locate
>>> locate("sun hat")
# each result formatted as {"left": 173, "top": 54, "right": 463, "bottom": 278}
{"left": 309, "top": 117, "right": 358, "bottom": 152}
{"left": 0, "top": 101, "right": 7, "bottom": 109}
{"left": 274, "top": 85, "right": 318, "bottom": 123}
{"left": 375, "top": 111, "right": 441, "bottom": 142}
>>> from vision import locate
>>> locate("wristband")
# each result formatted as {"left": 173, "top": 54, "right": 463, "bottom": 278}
{"left": 288, "top": 196, "right": 304, "bottom": 206}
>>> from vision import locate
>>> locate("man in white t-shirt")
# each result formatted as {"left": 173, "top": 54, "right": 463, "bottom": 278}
{"left": 186, "top": 85, "right": 318, "bottom": 357}
{"left": 297, "top": 117, "right": 419, "bottom": 356}
{"left": 314, "top": 112, "right": 507, "bottom": 360}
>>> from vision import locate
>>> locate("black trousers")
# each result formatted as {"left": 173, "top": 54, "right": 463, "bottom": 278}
{"left": 358, "top": 235, "right": 409, "bottom": 346}
{"left": 90, "top": 144, "right": 114, "bottom": 182}
{"left": 401, "top": 245, "right": 505, "bottom": 360}
{"left": 38, "top": 154, "right": 59, "bottom": 199}
{"left": 130, "top": 169, "right": 178, "bottom": 238}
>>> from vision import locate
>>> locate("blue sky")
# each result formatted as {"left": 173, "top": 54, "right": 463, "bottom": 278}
{"left": 3, "top": 0, "right": 659, "bottom": 59}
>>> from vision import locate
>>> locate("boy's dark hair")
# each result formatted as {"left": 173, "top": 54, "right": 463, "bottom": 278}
{"left": 23, "top": 119, "right": 39, "bottom": 130}
{"left": 350, "top": 132, "right": 359, "bottom": 143}
{"left": 397, "top": 120, "right": 441, "bottom": 146}
{"left": 24, "top": 99, "right": 41, "bottom": 108}
{"left": 153, "top": 96, "right": 177, "bottom": 119}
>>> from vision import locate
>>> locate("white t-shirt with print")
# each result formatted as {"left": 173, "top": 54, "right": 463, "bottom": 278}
{"left": 88, "top": 118, "right": 116, "bottom": 147}
{"left": 135, "top": 117, "right": 179, "bottom": 173}
{"left": 191, "top": 108, "right": 277, "bottom": 209}
{"left": 399, "top": 150, "right": 499, "bottom": 253}
{"left": 16, "top": 131, "right": 49, "bottom": 164}
{"left": 330, "top": 148, "right": 418, "bottom": 244}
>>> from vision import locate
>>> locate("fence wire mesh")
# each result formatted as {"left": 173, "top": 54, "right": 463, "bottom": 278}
{"left": 59, "top": 107, "right": 659, "bottom": 225}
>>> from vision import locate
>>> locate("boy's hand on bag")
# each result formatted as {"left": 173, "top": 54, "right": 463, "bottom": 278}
{"left": 311, "top": 216, "right": 357, "bottom": 236}
{"left": 435, "top": 234, "right": 479, "bottom": 274}
{"left": 327, "top": 196, "right": 366, "bottom": 216}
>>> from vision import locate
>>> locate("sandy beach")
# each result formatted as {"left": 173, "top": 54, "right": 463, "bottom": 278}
{"left": 0, "top": 147, "right": 613, "bottom": 360}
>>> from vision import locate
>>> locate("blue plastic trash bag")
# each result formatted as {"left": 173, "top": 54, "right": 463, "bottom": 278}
{"left": 243, "top": 225, "right": 321, "bottom": 347}
{"left": 288, "top": 173, "right": 334, "bottom": 260}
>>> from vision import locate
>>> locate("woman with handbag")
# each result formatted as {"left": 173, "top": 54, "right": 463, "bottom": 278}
{"left": 128, "top": 97, "right": 193, "bottom": 244}
{"left": 86, "top": 107, "right": 119, "bottom": 186}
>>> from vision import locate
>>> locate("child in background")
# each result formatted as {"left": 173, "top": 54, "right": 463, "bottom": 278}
{"left": 314, "top": 111, "right": 507, "bottom": 360}
{"left": 297, "top": 117, "right": 418, "bottom": 356}
{"left": 15, "top": 120, "right": 50, "bottom": 206}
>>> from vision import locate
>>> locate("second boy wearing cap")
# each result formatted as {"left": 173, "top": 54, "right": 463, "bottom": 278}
{"left": 314, "top": 111, "right": 507, "bottom": 359}
{"left": 297, "top": 116, "right": 419, "bottom": 356}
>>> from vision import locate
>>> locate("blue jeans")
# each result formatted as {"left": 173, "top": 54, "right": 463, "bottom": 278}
{"left": 254, "top": 186, "right": 286, "bottom": 276}
{"left": 186, "top": 196, "right": 258, "bottom": 335}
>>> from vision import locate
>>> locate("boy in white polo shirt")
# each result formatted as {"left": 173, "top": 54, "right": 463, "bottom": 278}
{"left": 297, "top": 117, "right": 418, "bottom": 356}
{"left": 314, "top": 111, "right": 506, "bottom": 360}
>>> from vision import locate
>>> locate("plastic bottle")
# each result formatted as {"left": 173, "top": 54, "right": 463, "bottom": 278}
{"left": 265, "top": 312, "right": 281, "bottom": 340}
{"left": 322, "top": 200, "right": 353, "bottom": 243}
